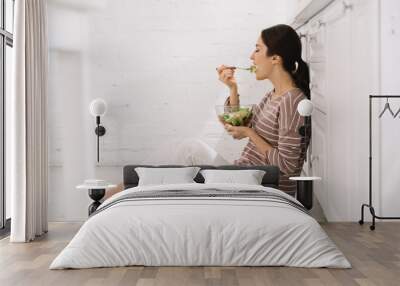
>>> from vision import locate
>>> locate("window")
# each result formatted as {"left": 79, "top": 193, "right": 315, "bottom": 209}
{"left": 0, "top": 0, "right": 14, "bottom": 236}
{"left": 5, "top": 0, "right": 13, "bottom": 33}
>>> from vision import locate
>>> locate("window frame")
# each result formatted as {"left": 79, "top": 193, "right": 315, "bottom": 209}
{"left": 0, "top": 0, "right": 14, "bottom": 234}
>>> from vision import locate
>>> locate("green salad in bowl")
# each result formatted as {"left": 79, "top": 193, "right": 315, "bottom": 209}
{"left": 215, "top": 105, "right": 254, "bottom": 126}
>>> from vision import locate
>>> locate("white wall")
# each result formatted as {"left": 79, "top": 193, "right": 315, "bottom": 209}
{"left": 47, "top": 0, "right": 288, "bottom": 221}
{"left": 377, "top": 0, "right": 400, "bottom": 218}
{"left": 285, "top": 0, "right": 400, "bottom": 222}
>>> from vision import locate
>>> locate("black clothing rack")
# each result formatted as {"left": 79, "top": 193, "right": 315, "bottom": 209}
{"left": 359, "top": 95, "right": 400, "bottom": 230}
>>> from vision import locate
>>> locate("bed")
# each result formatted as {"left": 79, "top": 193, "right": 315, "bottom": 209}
{"left": 50, "top": 165, "right": 350, "bottom": 269}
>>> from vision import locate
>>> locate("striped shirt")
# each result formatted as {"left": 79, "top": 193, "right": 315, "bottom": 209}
{"left": 230, "top": 88, "right": 309, "bottom": 195}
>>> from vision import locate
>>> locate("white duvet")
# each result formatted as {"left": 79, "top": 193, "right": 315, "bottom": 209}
{"left": 50, "top": 183, "right": 351, "bottom": 269}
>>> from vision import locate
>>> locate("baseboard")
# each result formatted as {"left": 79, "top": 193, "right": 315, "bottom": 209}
{"left": 48, "top": 219, "right": 86, "bottom": 223}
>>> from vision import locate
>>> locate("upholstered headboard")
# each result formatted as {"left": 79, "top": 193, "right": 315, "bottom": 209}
{"left": 123, "top": 165, "right": 280, "bottom": 189}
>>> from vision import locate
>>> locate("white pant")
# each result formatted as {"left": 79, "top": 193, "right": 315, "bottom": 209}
{"left": 175, "top": 139, "right": 231, "bottom": 165}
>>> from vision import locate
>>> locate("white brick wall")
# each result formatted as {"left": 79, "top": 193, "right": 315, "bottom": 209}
{"left": 47, "top": 0, "right": 288, "bottom": 221}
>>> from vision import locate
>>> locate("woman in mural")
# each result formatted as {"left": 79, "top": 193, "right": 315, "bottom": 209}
{"left": 178, "top": 24, "right": 310, "bottom": 195}
{"left": 105, "top": 24, "right": 310, "bottom": 198}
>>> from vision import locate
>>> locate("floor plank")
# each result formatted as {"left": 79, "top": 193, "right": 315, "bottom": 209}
{"left": 0, "top": 222, "right": 399, "bottom": 286}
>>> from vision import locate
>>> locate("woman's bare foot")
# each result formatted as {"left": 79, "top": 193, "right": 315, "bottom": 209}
{"left": 103, "top": 183, "right": 124, "bottom": 200}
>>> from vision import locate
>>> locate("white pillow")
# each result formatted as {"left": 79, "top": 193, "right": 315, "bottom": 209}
{"left": 135, "top": 167, "right": 201, "bottom": 186}
{"left": 200, "top": 169, "right": 266, "bottom": 185}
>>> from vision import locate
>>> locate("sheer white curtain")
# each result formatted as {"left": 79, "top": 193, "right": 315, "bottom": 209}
{"left": 9, "top": 0, "right": 48, "bottom": 242}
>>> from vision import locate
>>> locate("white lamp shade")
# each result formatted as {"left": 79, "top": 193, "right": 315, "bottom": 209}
{"left": 89, "top": 98, "right": 107, "bottom": 116}
{"left": 297, "top": 99, "right": 314, "bottom": 116}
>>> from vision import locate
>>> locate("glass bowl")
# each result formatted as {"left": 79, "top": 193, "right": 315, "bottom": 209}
{"left": 215, "top": 104, "right": 254, "bottom": 126}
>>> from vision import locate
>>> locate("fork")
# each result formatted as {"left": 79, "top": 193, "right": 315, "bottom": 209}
{"left": 215, "top": 66, "right": 256, "bottom": 72}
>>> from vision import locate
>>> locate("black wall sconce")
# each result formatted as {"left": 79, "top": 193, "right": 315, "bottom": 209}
{"left": 89, "top": 98, "right": 107, "bottom": 162}
{"left": 297, "top": 99, "right": 313, "bottom": 142}
{"left": 294, "top": 99, "right": 320, "bottom": 210}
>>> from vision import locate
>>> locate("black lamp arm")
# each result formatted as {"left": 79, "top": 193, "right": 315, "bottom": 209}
{"left": 94, "top": 116, "right": 106, "bottom": 163}
{"left": 298, "top": 116, "right": 311, "bottom": 137}
{"left": 298, "top": 116, "right": 312, "bottom": 163}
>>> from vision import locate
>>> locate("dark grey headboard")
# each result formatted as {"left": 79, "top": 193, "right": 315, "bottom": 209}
{"left": 123, "top": 165, "right": 280, "bottom": 189}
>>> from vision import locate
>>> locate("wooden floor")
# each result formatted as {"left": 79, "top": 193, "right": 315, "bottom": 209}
{"left": 0, "top": 222, "right": 399, "bottom": 286}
